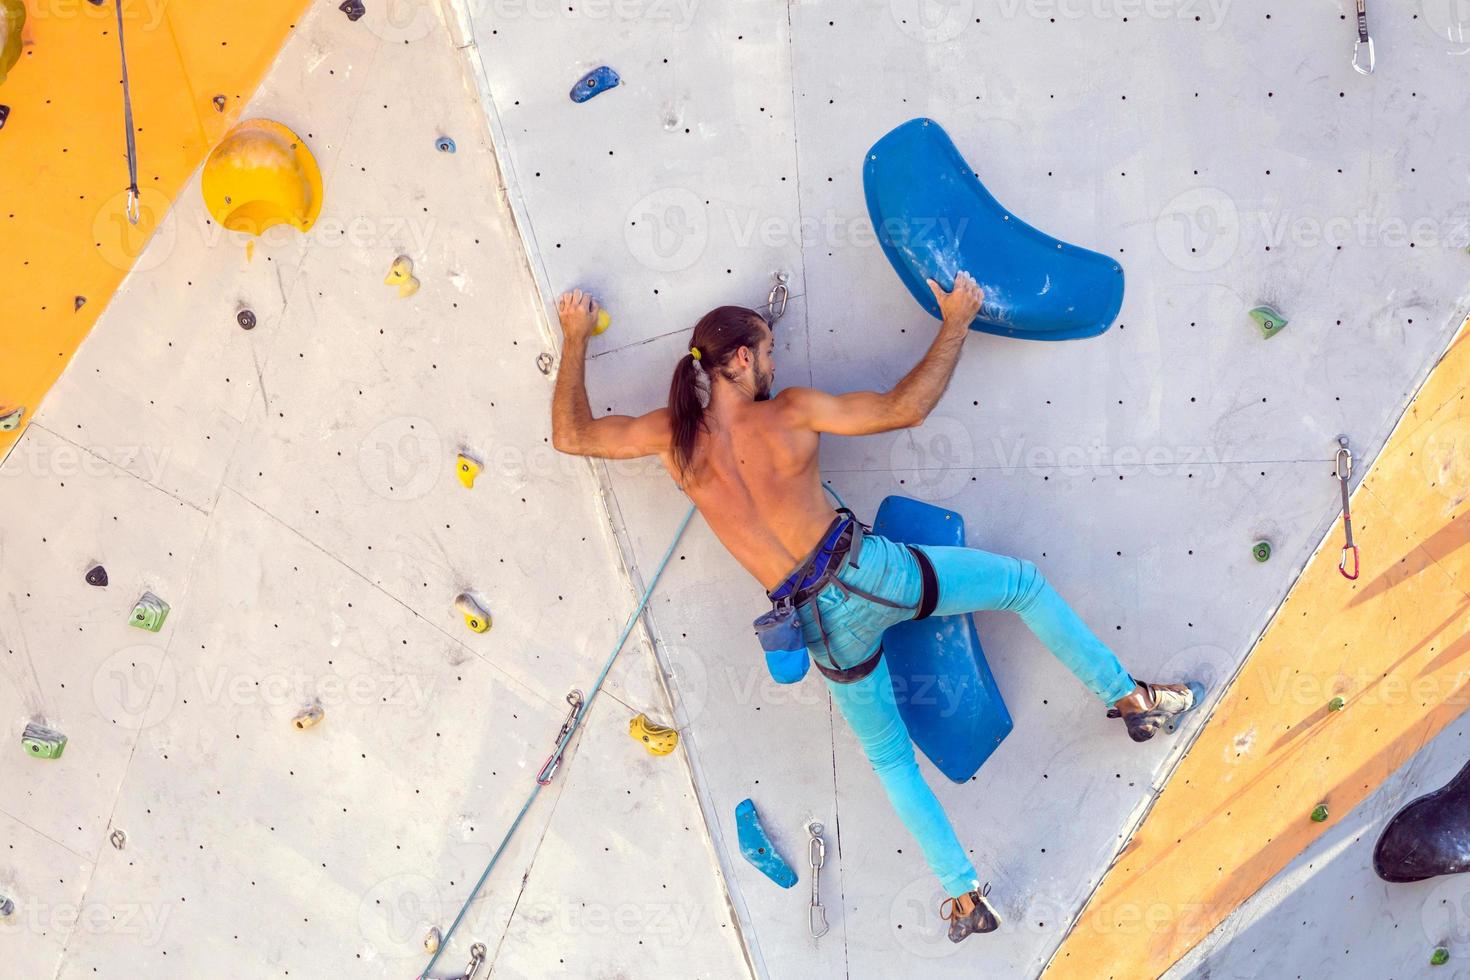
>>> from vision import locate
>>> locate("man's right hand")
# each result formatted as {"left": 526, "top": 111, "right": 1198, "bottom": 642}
{"left": 557, "top": 289, "right": 601, "bottom": 345}
{"left": 927, "top": 271, "right": 984, "bottom": 329}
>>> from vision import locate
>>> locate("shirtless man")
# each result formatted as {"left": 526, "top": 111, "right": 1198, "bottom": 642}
{"left": 550, "top": 274, "right": 1199, "bottom": 943}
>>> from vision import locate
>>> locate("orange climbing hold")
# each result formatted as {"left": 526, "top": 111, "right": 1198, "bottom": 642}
{"left": 201, "top": 118, "right": 323, "bottom": 235}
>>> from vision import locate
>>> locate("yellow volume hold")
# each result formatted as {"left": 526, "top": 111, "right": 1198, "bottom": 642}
{"left": 629, "top": 713, "right": 679, "bottom": 755}
{"left": 201, "top": 119, "right": 323, "bottom": 236}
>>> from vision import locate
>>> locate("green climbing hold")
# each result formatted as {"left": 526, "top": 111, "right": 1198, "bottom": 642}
{"left": 1431, "top": 947, "right": 1450, "bottom": 966}
{"left": 1311, "top": 803, "right": 1330, "bottom": 823}
{"left": 22, "top": 722, "right": 67, "bottom": 760}
{"left": 1249, "top": 305, "right": 1288, "bottom": 339}
{"left": 129, "top": 592, "right": 170, "bottom": 632}
{"left": 1328, "top": 696, "right": 1346, "bottom": 712}
{"left": 1252, "top": 540, "right": 1272, "bottom": 562}
{"left": 0, "top": 406, "right": 24, "bottom": 431}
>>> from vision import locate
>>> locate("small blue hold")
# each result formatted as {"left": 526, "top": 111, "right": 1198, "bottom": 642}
{"left": 435, "top": 136, "right": 456, "bottom": 154}
{"left": 570, "top": 66, "right": 620, "bottom": 104}
{"left": 735, "top": 798, "right": 797, "bottom": 889}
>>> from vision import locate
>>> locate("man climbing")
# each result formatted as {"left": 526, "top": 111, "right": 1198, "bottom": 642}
{"left": 549, "top": 275, "right": 1199, "bottom": 943}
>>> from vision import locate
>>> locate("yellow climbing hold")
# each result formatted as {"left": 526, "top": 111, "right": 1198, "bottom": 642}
{"left": 201, "top": 119, "right": 323, "bottom": 235}
{"left": 629, "top": 713, "right": 679, "bottom": 756}
{"left": 455, "top": 593, "right": 491, "bottom": 633}
{"left": 292, "top": 705, "right": 325, "bottom": 730}
{"left": 0, "top": 0, "right": 25, "bottom": 86}
{"left": 594, "top": 308, "right": 611, "bottom": 335}
{"left": 385, "top": 255, "right": 420, "bottom": 298}
{"left": 456, "top": 453, "right": 482, "bottom": 489}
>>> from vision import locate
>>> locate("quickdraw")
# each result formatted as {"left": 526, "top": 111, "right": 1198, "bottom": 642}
{"left": 536, "top": 689, "right": 584, "bottom": 785}
{"left": 1336, "top": 436, "right": 1360, "bottom": 580}
{"left": 1352, "top": 0, "right": 1375, "bottom": 75}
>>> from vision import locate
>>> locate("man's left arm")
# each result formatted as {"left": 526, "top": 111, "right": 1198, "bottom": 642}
{"left": 550, "top": 290, "right": 670, "bottom": 459}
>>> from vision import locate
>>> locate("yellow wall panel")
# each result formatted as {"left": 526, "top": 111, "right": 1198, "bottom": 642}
{"left": 0, "top": 0, "right": 311, "bottom": 454}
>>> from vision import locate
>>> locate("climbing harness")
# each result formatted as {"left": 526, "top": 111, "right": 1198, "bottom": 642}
{"left": 419, "top": 504, "right": 696, "bottom": 979}
{"left": 1336, "top": 435, "right": 1360, "bottom": 580}
{"left": 808, "top": 821, "right": 829, "bottom": 938}
{"left": 1352, "top": 0, "right": 1375, "bottom": 75}
{"left": 112, "top": 0, "right": 140, "bottom": 224}
{"left": 536, "top": 689, "right": 584, "bottom": 785}
{"left": 759, "top": 506, "right": 938, "bottom": 685}
{"left": 766, "top": 271, "right": 790, "bottom": 326}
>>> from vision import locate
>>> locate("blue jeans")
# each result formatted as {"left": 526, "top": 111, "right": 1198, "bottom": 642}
{"left": 795, "top": 531, "right": 1137, "bottom": 898}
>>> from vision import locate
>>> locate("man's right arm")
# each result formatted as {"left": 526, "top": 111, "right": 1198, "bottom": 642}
{"left": 782, "top": 272, "right": 983, "bottom": 435}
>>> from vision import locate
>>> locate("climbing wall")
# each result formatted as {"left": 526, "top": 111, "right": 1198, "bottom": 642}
{"left": 1167, "top": 711, "right": 1470, "bottom": 978}
{"left": 464, "top": 0, "right": 1470, "bottom": 976}
{"left": 1, "top": 3, "right": 746, "bottom": 977}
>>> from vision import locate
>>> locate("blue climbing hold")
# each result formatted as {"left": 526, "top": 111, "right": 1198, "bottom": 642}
{"left": 874, "top": 496, "right": 1014, "bottom": 783}
{"left": 570, "top": 66, "right": 620, "bottom": 104}
{"left": 863, "top": 117, "right": 1125, "bottom": 341}
{"left": 735, "top": 798, "right": 797, "bottom": 888}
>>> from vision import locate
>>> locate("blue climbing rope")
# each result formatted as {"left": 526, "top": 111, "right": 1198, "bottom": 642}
{"left": 419, "top": 502, "right": 697, "bottom": 978}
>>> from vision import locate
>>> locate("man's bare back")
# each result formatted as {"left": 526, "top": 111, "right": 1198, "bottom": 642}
{"left": 550, "top": 275, "right": 985, "bottom": 591}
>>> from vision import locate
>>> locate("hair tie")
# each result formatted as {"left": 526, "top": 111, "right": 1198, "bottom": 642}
{"left": 689, "top": 346, "right": 702, "bottom": 361}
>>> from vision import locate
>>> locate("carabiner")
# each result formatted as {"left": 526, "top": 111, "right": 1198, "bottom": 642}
{"left": 1340, "top": 544, "right": 1360, "bottom": 581}
{"left": 1352, "top": 0, "right": 1375, "bottom": 75}
{"left": 536, "top": 689, "right": 584, "bottom": 785}
{"left": 766, "top": 272, "right": 790, "bottom": 326}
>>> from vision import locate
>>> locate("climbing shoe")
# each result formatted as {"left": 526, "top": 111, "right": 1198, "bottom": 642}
{"left": 1107, "top": 681, "right": 1205, "bottom": 742}
{"left": 940, "top": 884, "right": 1001, "bottom": 943}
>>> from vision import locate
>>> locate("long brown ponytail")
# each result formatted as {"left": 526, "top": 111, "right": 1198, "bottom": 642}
{"left": 668, "top": 305, "right": 768, "bottom": 480}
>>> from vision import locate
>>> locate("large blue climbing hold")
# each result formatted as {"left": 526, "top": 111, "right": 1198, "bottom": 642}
{"left": 874, "top": 496, "right": 1014, "bottom": 783}
{"left": 863, "top": 117, "right": 1125, "bottom": 341}
{"left": 570, "top": 66, "right": 620, "bottom": 104}
{"left": 734, "top": 798, "right": 797, "bottom": 888}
